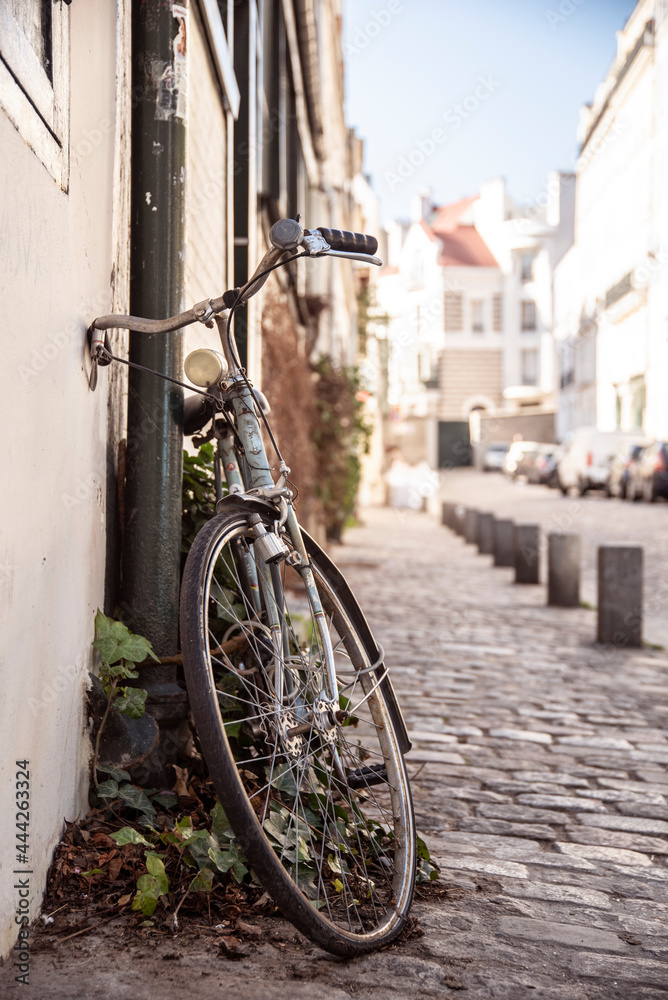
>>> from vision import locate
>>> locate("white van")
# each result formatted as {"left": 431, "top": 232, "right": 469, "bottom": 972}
{"left": 557, "top": 427, "right": 647, "bottom": 495}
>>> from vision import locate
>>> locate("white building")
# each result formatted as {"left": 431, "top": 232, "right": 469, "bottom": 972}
{"left": 553, "top": 0, "right": 668, "bottom": 440}
{"left": 379, "top": 177, "right": 574, "bottom": 466}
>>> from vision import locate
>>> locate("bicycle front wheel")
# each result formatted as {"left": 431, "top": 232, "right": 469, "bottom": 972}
{"left": 179, "top": 510, "right": 416, "bottom": 956}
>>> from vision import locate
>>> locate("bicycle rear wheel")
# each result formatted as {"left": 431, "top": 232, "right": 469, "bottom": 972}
{"left": 179, "top": 510, "right": 416, "bottom": 956}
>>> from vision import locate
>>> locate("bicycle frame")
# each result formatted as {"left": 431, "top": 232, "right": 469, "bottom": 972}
{"left": 210, "top": 314, "right": 341, "bottom": 714}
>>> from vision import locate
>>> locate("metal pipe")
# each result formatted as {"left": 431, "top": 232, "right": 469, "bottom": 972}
{"left": 123, "top": 0, "right": 187, "bottom": 668}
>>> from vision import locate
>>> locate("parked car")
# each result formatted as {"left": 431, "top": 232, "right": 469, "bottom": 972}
{"left": 515, "top": 445, "right": 542, "bottom": 481}
{"left": 503, "top": 441, "right": 539, "bottom": 479}
{"left": 627, "top": 441, "right": 668, "bottom": 501}
{"left": 557, "top": 427, "right": 647, "bottom": 495}
{"left": 482, "top": 442, "right": 510, "bottom": 472}
{"left": 530, "top": 444, "right": 559, "bottom": 486}
{"left": 606, "top": 441, "right": 649, "bottom": 498}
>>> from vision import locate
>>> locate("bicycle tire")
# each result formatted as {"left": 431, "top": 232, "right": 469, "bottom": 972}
{"left": 180, "top": 510, "right": 416, "bottom": 956}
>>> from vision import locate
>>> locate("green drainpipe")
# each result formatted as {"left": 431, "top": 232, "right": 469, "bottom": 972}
{"left": 122, "top": 0, "right": 189, "bottom": 778}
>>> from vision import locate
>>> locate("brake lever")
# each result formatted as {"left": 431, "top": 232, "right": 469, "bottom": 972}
{"left": 324, "top": 250, "right": 383, "bottom": 266}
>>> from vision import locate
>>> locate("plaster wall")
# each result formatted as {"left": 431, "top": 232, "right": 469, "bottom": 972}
{"left": 0, "top": 5, "right": 127, "bottom": 958}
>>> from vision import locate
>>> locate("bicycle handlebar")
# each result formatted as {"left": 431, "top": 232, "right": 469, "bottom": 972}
{"left": 89, "top": 219, "right": 382, "bottom": 345}
{"left": 316, "top": 228, "right": 378, "bottom": 256}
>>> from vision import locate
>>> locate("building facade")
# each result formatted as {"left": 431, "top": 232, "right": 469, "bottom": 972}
{"left": 553, "top": 0, "right": 668, "bottom": 440}
{"left": 379, "top": 176, "right": 573, "bottom": 467}
{"left": 0, "top": 0, "right": 365, "bottom": 958}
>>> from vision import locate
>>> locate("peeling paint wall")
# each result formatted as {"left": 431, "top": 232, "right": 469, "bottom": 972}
{"left": 0, "top": 2, "right": 131, "bottom": 958}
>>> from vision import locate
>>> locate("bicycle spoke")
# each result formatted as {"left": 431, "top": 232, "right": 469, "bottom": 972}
{"left": 181, "top": 512, "right": 415, "bottom": 950}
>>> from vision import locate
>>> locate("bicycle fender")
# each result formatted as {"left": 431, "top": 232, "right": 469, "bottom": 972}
{"left": 215, "top": 493, "right": 280, "bottom": 519}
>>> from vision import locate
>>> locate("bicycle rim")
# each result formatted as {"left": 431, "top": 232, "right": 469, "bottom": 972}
{"left": 180, "top": 511, "right": 416, "bottom": 956}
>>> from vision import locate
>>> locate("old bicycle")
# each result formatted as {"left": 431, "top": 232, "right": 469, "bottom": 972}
{"left": 88, "top": 219, "right": 416, "bottom": 956}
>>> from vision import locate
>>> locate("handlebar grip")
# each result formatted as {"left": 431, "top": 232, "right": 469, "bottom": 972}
{"left": 316, "top": 228, "right": 378, "bottom": 256}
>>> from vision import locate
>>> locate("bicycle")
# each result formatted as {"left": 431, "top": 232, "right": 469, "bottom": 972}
{"left": 88, "top": 218, "right": 416, "bottom": 956}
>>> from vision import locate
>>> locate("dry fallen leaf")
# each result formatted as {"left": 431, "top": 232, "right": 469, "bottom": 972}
{"left": 236, "top": 920, "right": 263, "bottom": 940}
{"left": 108, "top": 857, "right": 123, "bottom": 882}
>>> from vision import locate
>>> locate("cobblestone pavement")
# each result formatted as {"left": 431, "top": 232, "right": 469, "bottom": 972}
{"left": 331, "top": 505, "right": 668, "bottom": 998}
{"left": 438, "top": 467, "right": 668, "bottom": 648}
{"left": 14, "top": 505, "right": 668, "bottom": 998}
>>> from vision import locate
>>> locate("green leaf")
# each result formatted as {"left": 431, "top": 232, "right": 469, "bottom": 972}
{"left": 268, "top": 763, "right": 298, "bottom": 796}
{"left": 189, "top": 868, "right": 214, "bottom": 893}
{"left": 186, "top": 831, "right": 219, "bottom": 869}
{"left": 230, "top": 860, "right": 248, "bottom": 883}
{"left": 159, "top": 830, "right": 184, "bottom": 847}
{"left": 416, "top": 835, "right": 431, "bottom": 862}
{"left": 97, "top": 765, "right": 131, "bottom": 782}
{"left": 118, "top": 785, "right": 157, "bottom": 825}
{"left": 262, "top": 815, "right": 286, "bottom": 845}
{"left": 96, "top": 780, "right": 119, "bottom": 798}
{"left": 144, "top": 852, "right": 169, "bottom": 894}
{"left": 332, "top": 878, "right": 344, "bottom": 893}
{"left": 176, "top": 816, "right": 194, "bottom": 839}
{"left": 119, "top": 784, "right": 153, "bottom": 812}
{"left": 93, "top": 609, "right": 160, "bottom": 666}
{"left": 208, "top": 843, "right": 248, "bottom": 882}
{"left": 208, "top": 847, "right": 234, "bottom": 874}
{"left": 327, "top": 854, "right": 349, "bottom": 875}
{"left": 110, "top": 827, "right": 152, "bottom": 847}
{"left": 211, "top": 802, "right": 234, "bottom": 844}
{"left": 132, "top": 876, "right": 161, "bottom": 916}
{"left": 114, "top": 686, "right": 147, "bottom": 719}
{"left": 152, "top": 791, "right": 178, "bottom": 810}
{"left": 79, "top": 868, "right": 104, "bottom": 877}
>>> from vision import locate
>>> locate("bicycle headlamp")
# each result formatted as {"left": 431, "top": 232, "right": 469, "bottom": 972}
{"left": 184, "top": 349, "right": 227, "bottom": 387}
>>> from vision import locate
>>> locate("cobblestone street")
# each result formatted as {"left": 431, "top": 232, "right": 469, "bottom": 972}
{"left": 17, "top": 503, "right": 668, "bottom": 998}
{"left": 333, "top": 504, "right": 668, "bottom": 997}
{"left": 437, "top": 468, "right": 668, "bottom": 648}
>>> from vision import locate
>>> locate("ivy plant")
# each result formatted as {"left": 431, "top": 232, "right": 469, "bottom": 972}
{"left": 91, "top": 610, "right": 159, "bottom": 788}
{"left": 109, "top": 802, "right": 249, "bottom": 919}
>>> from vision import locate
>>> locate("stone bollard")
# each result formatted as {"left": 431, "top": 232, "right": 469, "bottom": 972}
{"left": 494, "top": 519, "right": 515, "bottom": 567}
{"left": 514, "top": 523, "right": 540, "bottom": 584}
{"left": 597, "top": 544, "right": 643, "bottom": 647}
{"left": 477, "top": 512, "right": 495, "bottom": 555}
{"left": 464, "top": 508, "right": 479, "bottom": 545}
{"left": 441, "top": 501, "right": 455, "bottom": 529}
{"left": 548, "top": 533, "right": 581, "bottom": 607}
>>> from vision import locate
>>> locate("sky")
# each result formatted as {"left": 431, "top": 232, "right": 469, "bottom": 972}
{"left": 342, "top": 0, "right": 639, "bottom": 222}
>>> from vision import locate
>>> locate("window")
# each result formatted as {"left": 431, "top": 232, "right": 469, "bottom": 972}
{"left": 444, "top": 292, "right": 463, "bottom": 332}
{"left": 560, "top": 341, "right": 575, "bottom": 388}
{"left": 521, "top": 300, "right": 537, "bottom": 331}
{"left": 605, "top": 272, "right": 633, "bottom": 309}
{"left": 520, "top": 252, "right": 536, "bottom": 282}
{"left": 492, "top": 293, "right": 503, "bottom": 332}
{"left": 521, "top": 349, "right": 538, "bottom": 386}
{"left": 630, "top": 375, "right": 646, "bottom": 430}
{"left": 0, "top": 2, "right": 70, "bottom": 188}
{"left": 471, "top": 299, "right": 484, "bottom": 333}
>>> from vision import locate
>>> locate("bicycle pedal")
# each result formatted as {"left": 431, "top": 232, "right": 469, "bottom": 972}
{"left": 346, "top": 764, "right": 388, "bottom": 789}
